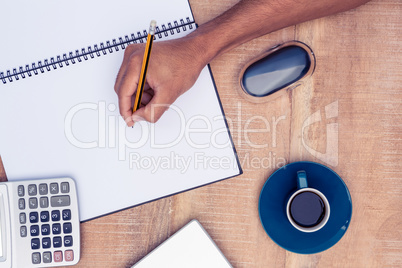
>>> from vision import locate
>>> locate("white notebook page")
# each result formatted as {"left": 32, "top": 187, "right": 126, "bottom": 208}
{"left": 0, "top": 0, "right": 240, "bottom": 221}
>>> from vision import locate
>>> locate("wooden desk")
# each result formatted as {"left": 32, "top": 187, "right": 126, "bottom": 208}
{"left": 1, "top": 0, "right": 400, "bottom": 267}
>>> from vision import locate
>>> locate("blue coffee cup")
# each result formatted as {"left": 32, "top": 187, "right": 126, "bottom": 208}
{"left": 286, "top": 170, "right": 330, "bottom": 232}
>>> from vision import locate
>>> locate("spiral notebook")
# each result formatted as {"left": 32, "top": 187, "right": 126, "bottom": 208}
{"left": 0, "top": 0, "right": 241, "bottom": 221}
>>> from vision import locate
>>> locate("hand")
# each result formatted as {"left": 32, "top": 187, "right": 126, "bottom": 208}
{"left": 114, "top": 37, "right": 206, "bottom": 127}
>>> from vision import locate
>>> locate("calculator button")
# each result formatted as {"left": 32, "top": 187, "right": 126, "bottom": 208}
{"left": 61, "top": 182, "right": 70, "bottom": 193}
{"left": 51, "top": 195, "right": 70, "bottom": 207}
{"left": 20, "top": 226, "right": 27, "bottom": 237}
{"left": 28, "top": 184, "right": 37, "bottom": 196}
{"left": 32, "top": 252, "right": 41, "bottom": 264}
{"left": 31, "top": 238, "right": 40, "bottom": 249}
{"left": 54, "top": 251, "right": 63, "bottom": 262}
{"left": 39, "top": 183, "right": 48, "bottom": 195}
{"left": 29, "top": 197, "right": 38, "bottom": 209}
{"left": 65, "top": 250, "right": 74, "bottom": 262}
{"left": 19, "top": 213, "right": 26, "bottom": 224}
{"left": 30, "top": 225, "right": 40, "bottom": 236}
{"left": 18, "top": 185, "right": 25, "bottom": 196}
{"left": 40, "top": 211, "right": 50, "bottom": 222}
{"left": 62, "top": 209, "right": 71, "bottom": 220}
{"left": 18, "top": 198, "right": 25, "bottom": 210}
{"left": 41, "top": 224, "right": 51, "bottom": 235}
{"left": 43, "top": 252, "right": 52, "bottom": 263}
{"left": 42, "top": 237, "right": 51, "bottom": 249}
{"left": 64, "top": 235, "right": 73, "bottom": 247}
{"left": 63, "top": 222, "right": 72, "bottom": 234}
{"left": 29, "top": 212, "right": 39, "bottom": 223}
{"left": 50, "top": 183, "right": 59, "bottom": 194}
{"left": 53, "top": 236, "right": 62, "bottom": 248}
{"left": 51, "top": 210, "right": 60, "bottom": 221}
{"left": 52, "top": 223, "right": 61, "bottom": 234}
{"left": 40, "top": 197, "right": 49, "bottom": 208}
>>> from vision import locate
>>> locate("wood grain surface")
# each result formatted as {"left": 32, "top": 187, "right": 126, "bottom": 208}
{"left": 1, "top": 0, "right": 400, "bottom": 267}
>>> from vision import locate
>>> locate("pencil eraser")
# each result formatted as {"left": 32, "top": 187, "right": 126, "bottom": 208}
{"left": 149, "top": 20, "right": 157, "bottom": 34}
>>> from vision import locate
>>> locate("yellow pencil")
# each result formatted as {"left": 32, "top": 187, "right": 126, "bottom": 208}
{"left": 133, "top": 20, "right": 157, "bottom": 112}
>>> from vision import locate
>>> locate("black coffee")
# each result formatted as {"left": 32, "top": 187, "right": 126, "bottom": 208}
{"left": 289, "top": 191, "right": 326, "bottom": 228}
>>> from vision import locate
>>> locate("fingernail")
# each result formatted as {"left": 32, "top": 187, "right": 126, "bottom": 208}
{"left": 124, "top": 116, "right": 134, "bottom": 127}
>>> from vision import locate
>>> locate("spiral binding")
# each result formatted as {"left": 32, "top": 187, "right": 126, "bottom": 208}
{"left": 0, "top": 18, "right": 195, "bottom": 84}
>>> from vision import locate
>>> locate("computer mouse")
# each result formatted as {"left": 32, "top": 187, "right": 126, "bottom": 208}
{"left": 239, "top": 41, "right": 315, "bottom": 99}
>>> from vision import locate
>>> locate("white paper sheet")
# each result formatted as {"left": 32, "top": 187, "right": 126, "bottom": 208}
{"left": 0, "top": 0, "right": 240, "bottom": 221}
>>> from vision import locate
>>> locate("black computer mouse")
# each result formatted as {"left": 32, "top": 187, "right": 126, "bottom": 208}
{"left": 240, "top": 41, "right": 315, "bottom": 98}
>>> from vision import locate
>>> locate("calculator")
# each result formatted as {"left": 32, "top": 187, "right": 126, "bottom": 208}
{"left": 0, "top": 177, "right": 80, "bottom": 267}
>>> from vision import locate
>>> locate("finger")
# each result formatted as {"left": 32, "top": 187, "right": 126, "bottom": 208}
{"left": 133, "top": 90, "right": 173, "bottom": 123}
{"left": 141, "top": 86, "right": 154, "bottom": 104}
{"left": 117, "top": 54, "right": 143, "bottom": 126}
{"left": 115, "top": 49, "right": 131, "bottom": 94}
{"left": 143, "top": 82, "right": 151, "bottom": 92}
{"left": 115, "top": 63, "right": 126, "bottom": 94}
{"left": 114, "top": 44, "right": 140, "bottom": 93}
{"left": 131, "top": 84, "right": 153, "bottom": 108}
{"left": 141, "top": 91, "right": 153, "bottom": 106}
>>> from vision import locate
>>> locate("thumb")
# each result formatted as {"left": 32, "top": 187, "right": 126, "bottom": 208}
{"left": 132, "top": 92, "right": 173, "bottom": 123}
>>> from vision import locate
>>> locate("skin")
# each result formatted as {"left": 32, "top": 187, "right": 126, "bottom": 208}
{"left": 115, "top": 0, "right": 371, "bottom": 127}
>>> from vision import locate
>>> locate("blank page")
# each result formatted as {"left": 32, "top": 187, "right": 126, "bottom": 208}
{"left": 0, "top": 0, "right": 240, "bottom": 221}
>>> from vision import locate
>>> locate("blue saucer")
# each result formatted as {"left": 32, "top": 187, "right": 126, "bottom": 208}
{"left": 258, "top": 161, "right": 352, "bottom": 254}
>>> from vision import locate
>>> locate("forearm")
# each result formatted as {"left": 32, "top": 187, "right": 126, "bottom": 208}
{"left": 115, "top": 0, "right": 371, "bottom": 125}
{"left": 185, "top": 0, "right": 371, "bottom": 66}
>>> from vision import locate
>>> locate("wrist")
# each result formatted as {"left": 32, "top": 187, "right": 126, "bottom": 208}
{"left": 183, "top": 27, "right": 221, "bottom": 67}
